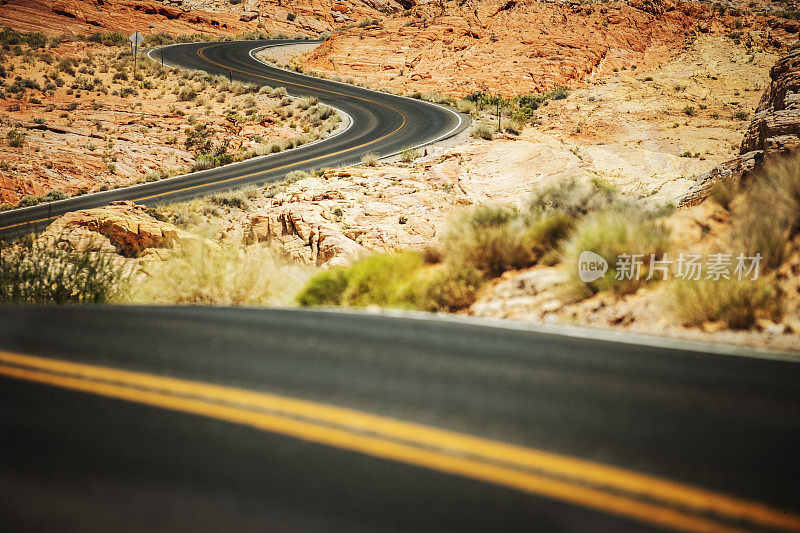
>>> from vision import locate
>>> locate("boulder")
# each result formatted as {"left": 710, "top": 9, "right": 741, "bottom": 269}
{"left": 42, "top": 201, "right": 197, "bottom": 258}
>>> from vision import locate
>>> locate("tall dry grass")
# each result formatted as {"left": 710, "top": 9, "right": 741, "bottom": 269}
{"left": 125, "top": 240, "right": 310, "bottom": 306}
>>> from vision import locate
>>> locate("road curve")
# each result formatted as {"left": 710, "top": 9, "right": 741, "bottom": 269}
{"left": 0, "top": 39, "right": 467, "bottom": 240}
{"left": 1, "top": 306, "right": 799, "bottom": 532}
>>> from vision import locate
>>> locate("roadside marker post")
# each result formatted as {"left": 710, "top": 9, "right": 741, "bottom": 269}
{"left": 129, "top": 31, "right": 145, "bottom": 75}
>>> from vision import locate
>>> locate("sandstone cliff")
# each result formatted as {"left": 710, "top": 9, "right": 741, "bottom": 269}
{"left": 0, "top": 0, "right": 406, "bottom": 36}
{"left": 300, "top": 0, "right": 765, "bottom": 96}
{"left": 679, "top": 42, "right": 800, "bottom": 206}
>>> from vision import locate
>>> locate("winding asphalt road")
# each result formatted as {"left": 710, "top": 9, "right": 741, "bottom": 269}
{"left": 1, "top": 306, "right": 799, "bottom": 532}
{"left": 0, "top": 39, "right": 466, "bottom": 240}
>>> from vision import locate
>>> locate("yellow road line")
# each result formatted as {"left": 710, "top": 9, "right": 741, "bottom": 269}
{"left": 1, "top": 350, "right": 798, "bottom": 532}
{"left": 0, "top": 42, "right": 411, "bottom": 232}
{"left": 0, "top": 361, "right": 747, "bottom": 533}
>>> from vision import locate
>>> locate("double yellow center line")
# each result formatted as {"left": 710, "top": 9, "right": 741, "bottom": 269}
{"left": 0, "top": 349, "right": 797, "bottom": 533}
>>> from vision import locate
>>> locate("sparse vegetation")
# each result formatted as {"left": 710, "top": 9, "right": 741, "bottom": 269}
{"left": 0, "top": 237, "right": 126, "bottom": 303}
{"left": 670, "top": 277, "right": 780, "bottom": 329}
{"left": 361, "top": 152, "right": 379, "bottom": 166}
{"left": 400, "top": 148, "right": 420, "bottom": 163}
{"left": 470, "top": 123, "right": 495, "bottom": 140}
{"left": 125, "top": 240, "right": 309, "bottom": 306}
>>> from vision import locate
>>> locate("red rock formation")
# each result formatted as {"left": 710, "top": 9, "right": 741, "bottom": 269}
{"left": 301, "top": 0, "right": 747, "bottom": 96}
{"left": 680, "top": 43, "right": 800, "bottom": 207}
{"left": 43, "top": 201, "right": 198, "bottom": 257}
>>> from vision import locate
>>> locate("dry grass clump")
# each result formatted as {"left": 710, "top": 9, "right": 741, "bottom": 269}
{"left": 126, "top": 240, "right": 310, "bottom": 306}
{"left": 0, "top": 237, "right": 126, "bottom": 303}
{"left": 361, "top": 152, "right": 379, "bottom": 166}
{"left": 561, "top": 210, "right": 671, "bottom": 297}
{"left": 668, "top": 154, "right": 800, "bottom": 329}
{"left": 442, "top": 207, "right": 536, "bottom": 278}
{"left": 669, "top": 278, "right": 780, "bottom": 329}
{"left": 729, "top": 155, "right": 800, "bottom": 269}
{"left": 470, "top": 123, "right": 495, "bottom": 140}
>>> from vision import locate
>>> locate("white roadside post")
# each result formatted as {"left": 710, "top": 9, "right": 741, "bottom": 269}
{"left": 129, "top": 31, "right": 144, "bottom": 76}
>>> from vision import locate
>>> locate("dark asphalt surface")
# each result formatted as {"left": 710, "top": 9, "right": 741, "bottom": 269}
{"left": 0, "top": 40, "right": 466, "bottom": 240}
{"left": 1, "top": 306, "right": 799, "bottom": 532}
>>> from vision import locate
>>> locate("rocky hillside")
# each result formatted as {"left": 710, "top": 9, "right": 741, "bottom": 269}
{"left": 680, "top": 42, "right": 800, "bottom": 206}
{"left": 0, "top": 0, "right": 406, "bottom": 36}
{"left": 300, "top": 0, "right": 786, "bottom": 96}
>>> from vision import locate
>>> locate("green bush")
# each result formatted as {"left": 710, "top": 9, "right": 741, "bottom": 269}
{"left": 40, "top": 189, "right": 68, "bottom": 202}
{"left": 296, "top": 252, "right": 484, "bottom": 312}
{"left": 6, "top": 129, "right": 25, "bottom": 148}
{"left": 341, "top": 252, "right": 424, "bottom": 307}
{"left": 400, "top": 148, "right": 420, "bottom": 163}
{"left": 296, "top": 268, "right": 351, "bottom": 306}
{"left": 0, "top": 237, "right": 126, "bottom": 303}
{"left": 17, "top": 195, "right": 39, "bottom": 208}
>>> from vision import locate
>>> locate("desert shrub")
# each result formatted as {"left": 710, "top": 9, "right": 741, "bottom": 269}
{"left": 87, "top": 32, "right": 126, "bottom": 47}
{"left": 734, "top": 110, "right": 750, "bottom": 120}
{"left": 441, "top": 207, "right": 534, "bottom": 278}
{"left": 269, "top": 86, "right": 288, "bottom": 98}
{"left": 285, "top": 169, "right": 310, "bottom": 182}
{"left": 456, "top": 99, "right": 477, "bottom": 115}
{"left": 0, "top": 237, "right": 126, "bottom": 303}
{"left": 296, "top": 268, "right": 351, "bottom": 306}
{"left": 361, "top": 152, "right": 379, "bottom": 166}
{"left": 341, "top": 252, "right": 423, "bottom": 306}
{"left": 16, "top": 195, "right": 39, "bottom": 208}
{"left": 561, "top": 209, "right": 671, "bottom": 296}
{"left": 730, "top": 154, "right": 800, "bottom": 268}
{"left": 710, "top": 180, "right": 743, "bottom": 211}
{"left": 40, "top": 189, "right": 68, "bottom": 202}
{"left": 178, "top": 87, "right": 197, "bottom": 101}
{"left": 470, "top": 123, "right": 495, "bottom": 140}
{"left": 287, "top": 12, "right": 296, "bottom": 21}
{"left": 6, "top": 129, "right": 26, "bottom": 147}
{"left": 412, "top": 263, "right": 484, "bottom": 312}
{"left": 669, "top": 277, "right": 780, "bottom": 329}
{"left": 683, "top": 105, "right": 697, "bottom": 116}
{"left": 191, "top": 154, "right": 216, "bottom": 172}
{"left": 126, "top": 240, "right": 309, "bottom": 306}
{"left": 529, "top": 177, "right": 624, "bottom": 217}
{"left": 209, "top": 190, "right": 250, "bottom": 210}
{"left": 400, "top": 148, "right": 420, "bottom": 162}
{"left": 502, "top": 118, "right": 523, "bottom": 135}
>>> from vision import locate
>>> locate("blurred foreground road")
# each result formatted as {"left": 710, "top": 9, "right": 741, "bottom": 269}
{"left": 0, "top": 306, "right": 798, "bottom": 532}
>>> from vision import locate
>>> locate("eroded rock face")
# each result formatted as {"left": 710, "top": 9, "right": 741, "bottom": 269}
{"left": 679, "top": 45, "right": 800, "bottom": 207}
{"left": 300, "top": 0, "right": 744, "bottom": 96}
{"left": 42, "top": 201, "right": 197, "bottom": 259}
{"left": 242, "top": 166, "right": 464, "bottom": 268}
{"left": 741, "top": 47, "right": 800, "bottom": 156}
